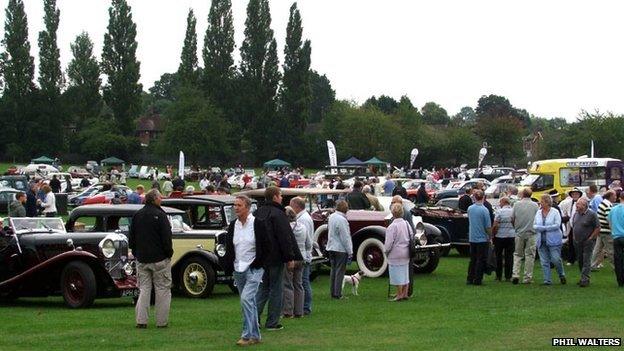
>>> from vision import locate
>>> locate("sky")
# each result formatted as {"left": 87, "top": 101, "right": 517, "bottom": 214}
{"left": 3, "top": 0, "right": 624, "bottom": 120}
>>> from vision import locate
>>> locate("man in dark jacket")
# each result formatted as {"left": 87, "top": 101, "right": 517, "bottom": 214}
{"left": 255, "top": 186, "right": 302, "bottom": 331}
{"left": 458, "top": 187, "right": 473, "bottom": 212}
{"left": 25, "top": 185, "right": 38, "bottom": 217}
{"left": 346, "top": 181, "right": 371, "bottom": 210}
{"left": 129, "top": 189, "right": 173, "bottom": 329}
{"left": 392, "top": 180, "right": 408, "bottom": 199}
{"left": 8, "top": 192, "right": 27, "bottom": 217}
{"left": 49, "top": 175, "right": 61, "bottom": 193}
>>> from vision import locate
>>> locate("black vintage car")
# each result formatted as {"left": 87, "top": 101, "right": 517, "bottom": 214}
{"left": 161, "top": 195, "right": 252, "bottom": 230}
{"left": 162, "top": 194, "right": 328, "bottom": 280}
{"left": 412, "top": 204, "right": 470, "bottom": 256}
{"left": 66, "top": 204, "right": 233, "bottom": 298}
{"left": 0, "top": 217, "right": 138, "bottom": 308}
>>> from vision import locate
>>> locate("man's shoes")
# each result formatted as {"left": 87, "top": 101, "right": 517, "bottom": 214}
{"left": 473, "top": 281, "right": 483, "bottom": 286}
{"left": 565, "top": 262, "right": 572, "bottom": 266}
{"left": 512, "top": 278, "right": 519, "bottom": 285}
{"left": 466, "top": 280, "right": 474, "bottom": 285}
{"left": 560, "top": 276, "right": 567, "bottom": 285}
{"left": 541, "top": 282, "right": 552, "bottom": 286}
{"left": 249, "top": 339, "right": 261, "bottom": 345}
{"left": 157, "top": 324, "right": 168, "bottom": 328}
{"left": 236, "top": 338, "right": 252, "bottom": 346}
{"left": 294, "top": 315, "right": 303, "bottom": 318}
{"left": 136, "top": 324, "right": 147, "bottom": 329}
{"left": 282, "top": 314, "right": 293, "bottom": 319}
{"left": 265, "top": 324, "right": 284, "bottom": 331}
{"left": 579, "top": 281, "right": 590, "bottom": 288}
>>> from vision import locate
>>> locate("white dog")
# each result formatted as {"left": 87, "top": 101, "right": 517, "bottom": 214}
{"left": 342, "top": 271, "right": 365, "bottom": 296}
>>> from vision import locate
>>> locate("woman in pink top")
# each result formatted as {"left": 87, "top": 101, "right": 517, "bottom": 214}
{"left": 384, "top": 203, "right": 412, "bottom": 301}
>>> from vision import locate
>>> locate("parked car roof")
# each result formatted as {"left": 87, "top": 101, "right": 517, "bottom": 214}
{"left": 185, "top": 194, "right": 240, "bottom": 205}
{"left": 69, "top": 204, "right": 184, "bottom": 217}
{"left": 238, "top": 188, "right": 348, "bottom": 198}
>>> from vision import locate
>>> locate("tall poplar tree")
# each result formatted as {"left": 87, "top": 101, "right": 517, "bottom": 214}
{"left": 0, "top": 0, "right": 35, "bottom": 158}
{"left": 203, "top": 0, "right": 235, "bottom": 103}
{"left": 239, "top": 0, "right": 280, "bottom": 161}
{"left": 178, "top": 9, "right": 198, "bottom": 85}
{"left": 38, "top": 0, "right": 63, "bottom": 96}
{"left": 280, "top": 2, "right": 311, "bottom": 160}
{"left": 65, "top": 32, "right": 102, "bottom": 131}
{"left": 37, "top": 0, "right": 64, "bottom": 152}
{"left": 101, "top": 0, "right": 142, "bottom": 136}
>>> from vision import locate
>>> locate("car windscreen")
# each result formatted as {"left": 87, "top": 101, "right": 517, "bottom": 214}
{"left": 11, "top": 217, "right": 66, "bottom": 233}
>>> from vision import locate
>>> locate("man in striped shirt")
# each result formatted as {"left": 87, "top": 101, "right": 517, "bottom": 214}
{"left": 591, "top": 190, "right": 617, "bottom": 270}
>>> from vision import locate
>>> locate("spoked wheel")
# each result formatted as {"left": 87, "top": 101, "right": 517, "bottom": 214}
{"left": 61, "top": 261, "right": 97, "bottom": 308}
{"left": 356, "top": 237, "right": 388, "bottom": 278}
{"left": 179, "top": 257, "right": 215, "bottom": 298}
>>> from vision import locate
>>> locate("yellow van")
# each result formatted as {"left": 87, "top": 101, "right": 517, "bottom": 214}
{"left": 520, "top": 158, "right": 623, "bottom": 200}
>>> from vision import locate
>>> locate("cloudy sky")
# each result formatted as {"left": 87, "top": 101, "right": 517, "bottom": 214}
{"left": 3, "top": 0, "right": 624, "bottom": 120}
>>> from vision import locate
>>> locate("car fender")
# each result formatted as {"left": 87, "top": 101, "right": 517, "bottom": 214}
{"left": 172, "top": 250, "right": 222, "bottom": 278}
{"left": 0, "top": 250, "right": 101, "bottom": 290}
{"left": 313, "top": 224, "right": 328, "bottom": 243}
{"left": 423, "top": 222, "right": 444, "bottom": 244}
{"left": 352, "top": 225, "right": 387, "bottom": 249}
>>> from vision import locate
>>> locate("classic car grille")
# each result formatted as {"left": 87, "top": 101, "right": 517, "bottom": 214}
{"left": 105, "top": 240, "right": 130, "bottom": 279}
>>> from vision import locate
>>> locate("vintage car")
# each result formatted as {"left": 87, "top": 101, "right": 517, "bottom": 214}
{"left": 68, "top": 183, "right": 133, "bottom": 207}
{"left": 161, "top": 195, "right": 327, "bottom": 279}
{"left": 404, "top": 179, "right": 440, "bottom": 203}
{"left": 0, "top": 187, "right": 21, "bottom": 214}
{"left": 66, "top": 204, "right": 232, "bottom": 298}
{"left": 433, "top": 179, "right": 491, "bottom": 201}
{"left": 238, "top": 188, "right": 449, "bottom": 278}
{"left": 0, "top": 217, "right": 138, "bottom": 308}
{"left": 0, "top": 175, "right": 29, "bottom": 192}
{"left": 412, "top": 204, "right": 469, "bottom": 256}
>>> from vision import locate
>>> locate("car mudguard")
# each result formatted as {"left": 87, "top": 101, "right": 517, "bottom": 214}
{"left": 352, "top": 225, "right": 387, "bottom": 247}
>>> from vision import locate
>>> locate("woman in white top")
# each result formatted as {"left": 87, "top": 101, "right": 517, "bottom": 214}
{"left": 39, "top": 185, "right": 57, "bottom": 217}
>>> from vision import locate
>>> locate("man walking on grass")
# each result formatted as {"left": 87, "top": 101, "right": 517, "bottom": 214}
{"left": 466, "top": 190, "right": 492, "bottom": 286}
{"left": 511, "top": 188, "right": 539, "bottom": 285}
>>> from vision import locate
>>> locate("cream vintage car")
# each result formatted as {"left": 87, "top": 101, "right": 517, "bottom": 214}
{"left": 65, "top": 204, "right": 230, "bottom": 298}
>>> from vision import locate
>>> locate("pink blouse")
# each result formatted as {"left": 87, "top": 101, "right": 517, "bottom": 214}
{"left": 384, "top": 218, "right": 411, "bottom": 265}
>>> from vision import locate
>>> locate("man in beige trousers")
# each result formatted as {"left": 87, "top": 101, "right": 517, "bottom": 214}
{"left": 129, "top": 189, "right": 173, "bottom": 328}
{"left": 511, "top": 188, "right": 539, "bottom": 284}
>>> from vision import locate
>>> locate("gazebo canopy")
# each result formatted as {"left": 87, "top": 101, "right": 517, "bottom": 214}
{"left": 339, "top": 156, "right": 366, "bottom": 166}
{"left": 101, "top": 157, "right": 125, "bottom": 166}
{"left": 31, "top": 156, "right": 55, "bottom": 164}
{"left": 364, "top": 157, "right": 388, "bottom": 166}
{"left": 263, "top": 159, "right": 291, "bottom": 168}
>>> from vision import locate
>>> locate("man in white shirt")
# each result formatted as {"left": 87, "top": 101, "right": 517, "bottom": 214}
{"left": 199, "top": 176, "right": 210, "bottom": 191}
{"left": 224, "top": 195, "right": 268, "bottom": 346}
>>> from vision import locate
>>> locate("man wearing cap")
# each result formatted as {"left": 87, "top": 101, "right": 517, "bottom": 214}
{"left": 607, "top": 191, "right": 624, "bottom": 287}
{"left": 572, "top": 198, "right": 600, "bottom": 287}
{"left": 561, "top": 188, "right": 583, "bottom": 265}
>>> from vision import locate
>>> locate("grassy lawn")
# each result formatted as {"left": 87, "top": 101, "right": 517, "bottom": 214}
{"left": 1, "top": 254, "right": 622, "bottom": 350}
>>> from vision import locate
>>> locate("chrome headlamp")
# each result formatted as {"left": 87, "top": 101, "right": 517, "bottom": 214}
{"left": 123, "top": 262, "right": 135, "bottom": 276}
{"left": 216, "top": 244, "right": 226, "bottom": 257}
{"left": 98, "top": 233, "right": 127, "bottom": 259}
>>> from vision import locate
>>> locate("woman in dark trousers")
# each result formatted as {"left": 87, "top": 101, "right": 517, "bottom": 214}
{"left": 492, "top": 197, "right": 515, "bottom": 281}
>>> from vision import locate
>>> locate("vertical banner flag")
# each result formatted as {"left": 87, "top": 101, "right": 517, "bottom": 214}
{"left": 478, "top": 147, "right": 487, "bottom": 168}
{"left": 410, "top": 148, "right": 419, "bottom": 168}
{"left": 591, "top": 140, "right": 595, "bottom": 158}
{"left": 179, "top": 151, "right": 185, "bottom": 179}
{"left": 327, "top": 140, "right": 337, "bottom": 167}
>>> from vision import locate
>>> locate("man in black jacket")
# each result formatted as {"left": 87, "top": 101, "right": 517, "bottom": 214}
{"left": 223, "top": 195, "right": 270, "bottom": 346}
{"left": 255, "top": 187, "right": 302, "bottom": 331}
{"left": 49, "top": 175, "right": 61, "bottom": 193}
{"left": 129, "top": 189, "right": 173, "bottom": 329}
{"left": 346, "top": 181, "right": 371, "bottom": 210}
{"left": 458, "top": 187, "right": 473, "bottom": 212}
{"left": 392, "top": 180, "right": 408, "bottom": 199}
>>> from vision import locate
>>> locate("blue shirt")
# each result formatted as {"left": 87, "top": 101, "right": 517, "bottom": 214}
{"left": 608, "top": 204, "right": 624, "bottom": 239}
{"left": 127, "top": 192, "right": 142, "bottom": 204}
{"left": 468, "top": 203, "right": 491, "bottom": 243}
{"left": 589, "top": 194, "right": 603, "bottom": 213}
{"left": 383, "top": 180, "right": 395, "bottom": 196}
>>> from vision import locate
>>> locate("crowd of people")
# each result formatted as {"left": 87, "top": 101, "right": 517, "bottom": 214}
{"left": 465, "top": 183, "right": 624, "bottom": 288}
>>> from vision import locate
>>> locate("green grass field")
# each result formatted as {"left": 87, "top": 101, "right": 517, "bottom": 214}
{"left": 1, "top": 254, "right": 622, "bottom": 351}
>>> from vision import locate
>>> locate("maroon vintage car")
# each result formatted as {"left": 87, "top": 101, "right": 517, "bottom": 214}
{"left": 0, "top": 217, "right": 137, "bottom": 308}
{"left": 238, "top": 188, "right": 448, "bottom": 278}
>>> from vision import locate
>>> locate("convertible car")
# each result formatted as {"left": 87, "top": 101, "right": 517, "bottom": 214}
{"left": 0, "top": 217, "right": 138, "bottom": 308}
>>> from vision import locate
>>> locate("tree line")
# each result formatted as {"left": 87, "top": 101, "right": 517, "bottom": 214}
{"left": 1, "top": 0, "right": 622, "bottom": 169}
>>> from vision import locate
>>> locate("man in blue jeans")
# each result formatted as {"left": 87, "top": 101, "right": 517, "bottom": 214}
{"left": 289, "top": 197, "right": 315, "bottom": 315}
{"left": 254, "top": 187, "right": 302, "bottom": 331}
{"left": 223, "top": 195, "right": 270, "bottom": 346}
